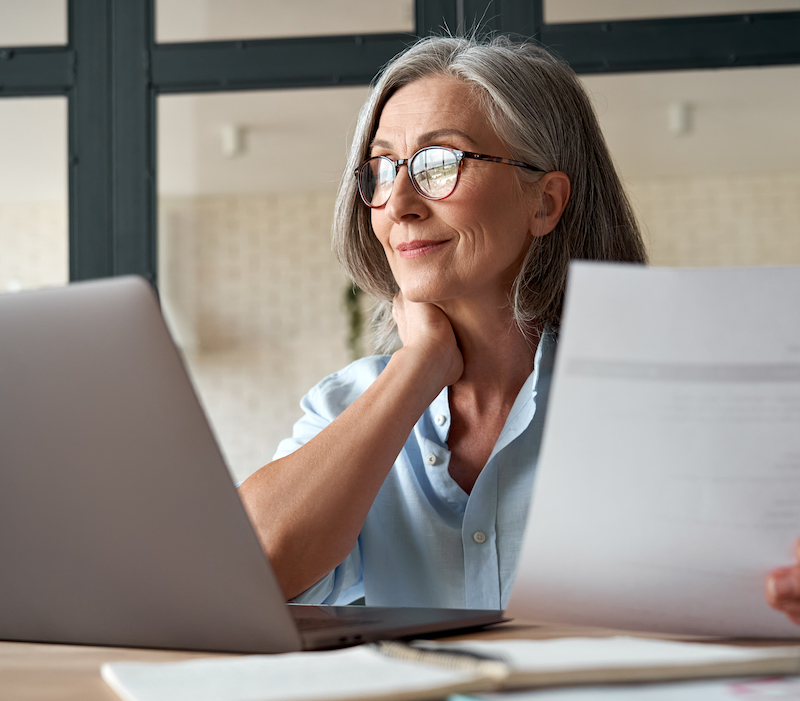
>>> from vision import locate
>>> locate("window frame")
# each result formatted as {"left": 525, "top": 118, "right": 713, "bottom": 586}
{"left": 0, "top": 0, "right": 798, "bottom": 285}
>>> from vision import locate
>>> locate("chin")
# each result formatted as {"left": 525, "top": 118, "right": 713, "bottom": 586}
{"left": 397, "top": 275, "right": 455, "bottom": 304}
{"left": 399, "top": 286, "right": 448, "bottom": 305}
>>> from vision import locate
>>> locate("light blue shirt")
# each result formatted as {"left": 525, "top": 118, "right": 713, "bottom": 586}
{"left": 273, "top": 331, "right": 556, "bottom": 610}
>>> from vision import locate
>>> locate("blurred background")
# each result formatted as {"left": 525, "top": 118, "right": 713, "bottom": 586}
{"left": 2, "top": 0, "right": 799, "bottom": 482}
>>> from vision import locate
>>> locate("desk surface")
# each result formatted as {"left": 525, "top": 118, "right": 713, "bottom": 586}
{"left": 0, "top": 621, "right": 790, "bottom": 701}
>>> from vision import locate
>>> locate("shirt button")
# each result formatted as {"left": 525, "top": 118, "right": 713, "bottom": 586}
{"left": 473, "top": 531, "right": 486, "bottom": 544}
{"left": 425, "top": 454, "right": 437, "bottom": 466}
{"left": 435, "top": 414, "right": 447, "bottom": 426}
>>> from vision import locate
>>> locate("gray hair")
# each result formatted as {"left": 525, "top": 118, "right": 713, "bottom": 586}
{"left": 332, "top": 35, "right": 647, "bottom": 353}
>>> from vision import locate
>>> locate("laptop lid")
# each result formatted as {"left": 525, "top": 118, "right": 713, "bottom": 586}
{"left": 0, "top": 277, "right": 305, "bottom": 653}
{"left": 0, "top": 277, "right": 502, "bottom": 653}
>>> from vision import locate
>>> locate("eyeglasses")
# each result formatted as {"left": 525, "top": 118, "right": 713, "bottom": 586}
{"left": 354, "top": 146, "right": 544, "bottom": 208}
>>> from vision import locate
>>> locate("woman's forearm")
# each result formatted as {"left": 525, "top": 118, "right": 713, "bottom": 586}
{"left": 237, "top": 345, "right": 453, "bottom": 600}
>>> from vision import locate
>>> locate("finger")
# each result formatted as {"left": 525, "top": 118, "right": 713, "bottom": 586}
{"left": 787, "top": 611, "right": 800, "bottom": 627}
{"left": 773, "top": 593, "right": 800, "bottom": 615}
{"left": 795, "top": 537, "right": 800, "bottom": 563}
{"left": 766, "top": 568, "right": 800, "bottom": 608}
{"left": 780, "top": 601, "right": 800, "bottom": 617}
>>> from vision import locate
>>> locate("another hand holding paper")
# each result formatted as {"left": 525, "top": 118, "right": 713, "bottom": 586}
{"left": 767, "top": 537, "right": 800, "bottom": 626}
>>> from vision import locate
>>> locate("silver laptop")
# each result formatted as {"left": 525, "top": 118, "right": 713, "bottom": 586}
{"left": 0, "top": 276, "right": 503, "bottom": 653}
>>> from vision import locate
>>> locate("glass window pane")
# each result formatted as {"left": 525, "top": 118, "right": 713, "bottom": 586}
{"left": 158, "top": 87, "right": 368, "bottom": 482}
{"left": 0, "top": 0, "right": 66, "bottom": 46}
{"left": 157, "top": 0, "right": 414, "bottom": 43}
{"left": 0, "top": 97, "right": 68, "bottom": 293}
{"left": 546, "top": 0, "right": 800, "bottom": 23}
{"left": 580, "top": 65, "right": 800, "bottom": 267}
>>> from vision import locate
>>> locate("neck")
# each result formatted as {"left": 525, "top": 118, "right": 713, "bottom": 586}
{"left": 437, "top": 295, "right": 538, "bottom": 403}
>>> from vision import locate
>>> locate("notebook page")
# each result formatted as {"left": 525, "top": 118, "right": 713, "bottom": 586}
{"left": 101, "top": 646, "right": 491, "bottom": 701}
{"left": 508, "top": 263, "right": 800, "bottom": 638}
{"left": 452, "top": 675, "right": 800, "bottom": 701}
{"left": 414, "top": 637, "right": 800, "bottom": 672}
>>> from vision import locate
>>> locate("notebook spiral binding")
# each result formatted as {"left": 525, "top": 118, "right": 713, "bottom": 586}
{"left": 372, "top": 640, "right": 510, "bottom": 681}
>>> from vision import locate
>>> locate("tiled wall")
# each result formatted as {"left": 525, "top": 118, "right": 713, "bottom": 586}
{"left": 0, "top": 201, "right": 67, "bottom": 292}
{"left": 630, "top": 174, "right": 800, "bottom": 267}
{"left": 3, "top": 174, "right": 799, "bottom": 481}
{"left": 158, "top": 191, "right": 353, "bottom": 483}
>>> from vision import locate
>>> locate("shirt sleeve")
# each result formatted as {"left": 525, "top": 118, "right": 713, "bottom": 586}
{"left": 271, "top": 356, "right": 389, "bottom": 605}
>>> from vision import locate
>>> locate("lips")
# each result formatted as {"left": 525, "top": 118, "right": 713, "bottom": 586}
{"left": 395, "top": 239, "right": 450, "bottom": 259}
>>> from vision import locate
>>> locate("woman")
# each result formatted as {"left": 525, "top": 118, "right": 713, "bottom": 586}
{"left": 239, "top": 35, "right": 800, "bottom": 623}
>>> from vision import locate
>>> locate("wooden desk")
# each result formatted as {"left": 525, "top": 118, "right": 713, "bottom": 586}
{"left": 0, "top": 622, "right": 789, "bottom": 701}
{"left": 0, "top": 640, "right": 224, "bottom": 701}
{"left": 0, "top": 622, "right": 580, "bottom": 701}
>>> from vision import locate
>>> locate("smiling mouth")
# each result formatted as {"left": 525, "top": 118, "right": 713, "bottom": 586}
{"left": 395, "top": 239, "right": 450, "bottom": 259}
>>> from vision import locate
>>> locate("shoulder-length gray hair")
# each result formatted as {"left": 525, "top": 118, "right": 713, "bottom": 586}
{"left": 332, "top": 35, "right": 647, "bottom": 353}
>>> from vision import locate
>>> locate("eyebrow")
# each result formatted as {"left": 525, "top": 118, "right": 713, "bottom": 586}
{"left": 369, "top": 128, "right": 479, "bottom": 152}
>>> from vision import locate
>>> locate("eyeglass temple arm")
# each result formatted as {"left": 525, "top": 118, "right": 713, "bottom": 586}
{"left": 460, "top": 151, "right": 544, "bottom": 173}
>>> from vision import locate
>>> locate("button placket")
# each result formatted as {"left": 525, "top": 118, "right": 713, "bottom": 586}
{"left": 461, "top": 454, "right": 502, "bottom": 609}
{"left": 420, "top": 437, "right": 465, "bottom": 510}
{"left": 429, "top": 387, "right": 451, "bottom": 443}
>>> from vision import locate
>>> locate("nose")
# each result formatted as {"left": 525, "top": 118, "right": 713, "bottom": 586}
{"left": 383, "top": 163, "right": 429, "bottom": 223}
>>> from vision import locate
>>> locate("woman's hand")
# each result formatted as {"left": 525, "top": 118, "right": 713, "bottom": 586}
{"left": 766, "top": 538, "right": 800, "bottom": 625}
{"left": 392, "top": 292, "right": 464, "bottom": 387}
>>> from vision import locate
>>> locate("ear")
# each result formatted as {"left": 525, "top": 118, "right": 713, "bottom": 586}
{"left": 530, "top": 171, "right": 570, "bottom": 238}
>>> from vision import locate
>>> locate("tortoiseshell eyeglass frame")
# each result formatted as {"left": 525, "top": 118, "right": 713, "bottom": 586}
{"left": 354, "top": 146, "right": 545, "bottom": 208}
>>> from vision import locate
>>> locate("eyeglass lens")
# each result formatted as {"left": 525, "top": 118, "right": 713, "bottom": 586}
{"left": 359, "top": 147, "right": 460, "bottom": 207}
{"left": 411, "top": 148, "right": 459, "bottom": 200}
{"left": 361, "top": 157, "right": 395, "bottom": 208}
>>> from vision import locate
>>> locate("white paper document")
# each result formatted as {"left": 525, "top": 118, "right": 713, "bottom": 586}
{"left": 460, "top": 676, "right": 800, "bottom": 701}
{"left": 101, "top": 646, "right": 489, "bottom": 701}
{"left": 508, "top": 262, "right": 800, "bottom": 637}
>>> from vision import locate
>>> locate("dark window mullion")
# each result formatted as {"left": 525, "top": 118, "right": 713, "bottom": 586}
{"left": 0, "top": 46, "right": 73, "bottom": 96}
{"left": 69, "top": 0, "right": 113, "bottom": 281}
{"left": 499, "top": 0, "right": 543, "bottom": 40}
{"left": 415, "top": 0, "right": 458, "bottom": 36}
{"left": 151, "top": 34, "right": 415, "bottom": 94}
{"left": 459, "top": 0, "right": 543, "bottom": 38}
{"left": 69, "top": 0, "right": 156, "bottom": 283}
{"left": 110, "top": 0, "right": 156, "bottom": 282}
{"left": 542, "top": 12, "right": 800, "bottom": 73}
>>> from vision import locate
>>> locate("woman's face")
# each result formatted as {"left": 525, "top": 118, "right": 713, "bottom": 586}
{"left": 369, "top": 74, "right": 538, "bottom": 311}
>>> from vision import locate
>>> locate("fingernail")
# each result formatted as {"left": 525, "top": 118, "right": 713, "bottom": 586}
{"left": 769, "top": 574, "right": 795, "bottom": 600}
